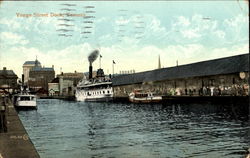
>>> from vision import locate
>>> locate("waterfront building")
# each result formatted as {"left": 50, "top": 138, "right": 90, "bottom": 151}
{"left": 48, "top": 76, "right": 74, "bottom": 96}
{"left": 28, "top": 61, "right": 55, "bottom": 93}
{"left": 48, "top": 77, "right": 74, "bottom": 96}
{"left": 0, "top": 67, "right": 18, "bottom": 93}
{"left": 56, "top": 71, "right": 84, "bottom": 86}
{"left": 112, "top": 54, "right": 249, "bottom": 97}
{"left": 48, "top": 78, "right": 59, "bottom": 96}
{"left": 23, "top": 59, "right": 41, "bottom": 84}
{"left": 48, "top": 76, "right": 75, "bottom": 96}
{"left": 58, "top": 77, "right": 74, "bottom": 96}
{"left": 48, "top": 71, "right": 83, "bottom": 96}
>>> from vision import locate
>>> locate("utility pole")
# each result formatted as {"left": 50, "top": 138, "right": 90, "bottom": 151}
{"left": 99, "top": 55, "right": 102, "bottom": 69}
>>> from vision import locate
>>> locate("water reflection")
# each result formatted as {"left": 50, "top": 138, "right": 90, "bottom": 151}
{"left": 18, "top": 99, "right": 249, "bottom": 158}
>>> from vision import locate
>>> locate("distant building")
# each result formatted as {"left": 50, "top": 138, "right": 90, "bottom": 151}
{"left": 51, "top": 71, "right": 84, "bottom": 96}
{"left": 48, "top": 77, "right": 75, "bottom": 96}
{"left": 48, "top": 71, "right": 84, "bottom": 96}
{"left": 58, "top": 77, "right": 74, "bottom": 96}
{"left": 56, "top": 71, "right": 84, "bottom": 86}
{"left": 48, "top": 78, "right": 59, "bottom": 96}
{"left": 0, "top": 67, "right": 18, "bottom": 93}
{"left": 28, "top": 61, "right": 55, "bottom": 92}
{"left": 23, "top": 59, "right": 41, "bottom": 84}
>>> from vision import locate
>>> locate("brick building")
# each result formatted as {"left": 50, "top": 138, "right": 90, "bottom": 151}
{"left": 0, "top": 67, "right": 18, "bottom": 93}
{"left": 48, "top": 71, "right": 84, "bottom": 96}
{"left": 56, "top": 71, "right": 84, "bottom": 86}
{"left": 28, "top": 60, "right": 55, "bottom": 92}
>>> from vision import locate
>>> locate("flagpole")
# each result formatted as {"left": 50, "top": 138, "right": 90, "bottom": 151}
{"left": 112, "top": 61, "right": 114, "bottom": 77}
{"left": 99, "top": 55, "right": 101, "bottom": 69}
{"left": 112, "top": 60, "right": 116, "bottom": 78}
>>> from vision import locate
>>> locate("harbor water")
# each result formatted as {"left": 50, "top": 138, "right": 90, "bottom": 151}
{"left": 18, "top": 99, "right": 249, "bottom": 158}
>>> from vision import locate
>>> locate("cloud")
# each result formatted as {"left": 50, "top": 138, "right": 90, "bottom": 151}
{"left": 176, "top": 16, "right": 190, "bottom": 27}
{"left": 0, "top": 18, "right": 21, "bottom": 29}
{"left": 224, "top": 14, "right": 248, "bottom": 27}
{"left": 172, "top": 14, "right": 217, "bottom": 40}
{"left": 213, "top": 30, "right": 225, "bottom": 39}
{"left": 169, "top": 13, "right": 248, "bottom": 47}
{"left": 0, "top": 32, "right": 29, "bottom": 45}
{"left": 222, "top": 14, "right": 249, "bottom": 43}
{"left": 96, "top": 17, "right": 108, "bottom": 23}
{"left": 115, "top": 17, "right": 130, "bottom": 25}
{"left": 181, "top": 29, "right": 201, "bottom": 39}
{"left": 148, "top": 16, "right": 166, "bottom": 33}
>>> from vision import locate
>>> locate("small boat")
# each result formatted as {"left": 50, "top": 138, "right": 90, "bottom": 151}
{"left": 128, "top": 89, "right": 162, "bottom": 103}
{"left": 13, "top": 93, "right": 37, "bottom": 109}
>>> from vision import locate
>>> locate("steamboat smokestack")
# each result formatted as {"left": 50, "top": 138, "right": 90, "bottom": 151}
{"left": 22, "top": 74, "right": 24, "bottom": 86}
{"left": 89, "top": 62, "right": 92, "bottom": 79}
{"left": 87, "top": 49, "right": 99, "bottom": 80}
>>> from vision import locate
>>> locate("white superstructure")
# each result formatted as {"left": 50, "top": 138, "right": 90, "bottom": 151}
{"left": 75, "top": 79, "right": 113, "bottom": 102}
{"left": 13, "top": 93, "right": 37, "bottom": 109}
{"left": 76, "top": 50, "right": 113, "bottom": 102}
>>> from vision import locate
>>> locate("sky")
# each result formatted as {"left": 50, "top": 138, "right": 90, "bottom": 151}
{"left": 0, "top": 1, "right": 249, "bottom": 78}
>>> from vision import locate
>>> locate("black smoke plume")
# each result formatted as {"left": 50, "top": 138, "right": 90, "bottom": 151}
{"left": 88, "top": 49, "right": 99, "bottom": 64}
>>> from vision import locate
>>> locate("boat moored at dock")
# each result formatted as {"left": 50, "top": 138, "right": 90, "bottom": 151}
{"left": 129, "top": 89, "right": 162, "bottom": 103}
{"left": 76, "top": 79, "right": 113, "bottom": 102}
{"left": 13, "top": 93, "right": 37, "bottom": 109}
{"left": 75, "top": 49, "right": 113, "bottom": 102}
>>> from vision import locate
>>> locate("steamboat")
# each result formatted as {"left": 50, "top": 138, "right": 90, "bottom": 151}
{"left": 75, "top": 50, "right": 113, "bottom": 102}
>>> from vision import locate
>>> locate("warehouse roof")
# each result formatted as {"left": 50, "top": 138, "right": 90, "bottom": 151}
{"left": 112, "top": 53, "right": 249, "bottom": 86}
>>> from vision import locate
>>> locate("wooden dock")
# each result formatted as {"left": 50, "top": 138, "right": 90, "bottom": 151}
{"left": 0, "top": 96, "right": 40, "bottom": 158}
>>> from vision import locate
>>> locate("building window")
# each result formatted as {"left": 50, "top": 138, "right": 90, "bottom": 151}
{"left": 103, "top": 91, "right": 105, "bottom": 94}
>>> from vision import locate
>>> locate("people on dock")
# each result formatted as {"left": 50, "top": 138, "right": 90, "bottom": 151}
{"left": 162, "top": 83, "right": 249, "bottom": 97}
{"left": 0, "top": 97, "right": 7, "bottom": 133}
